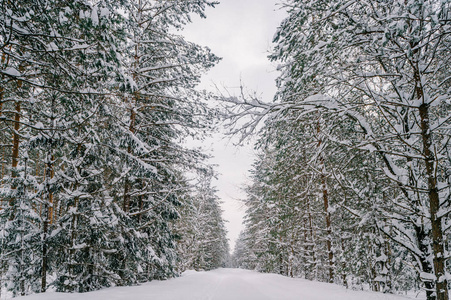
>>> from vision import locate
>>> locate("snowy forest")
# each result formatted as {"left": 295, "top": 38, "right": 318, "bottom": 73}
{"left": 230, "top": 1, "right": 451, "bottom": 300}
{"left": 1, "top": 0, "right": 451, "bottom": 300}
{"left": 0, "top": 0, "right": 229, "bottom": 297}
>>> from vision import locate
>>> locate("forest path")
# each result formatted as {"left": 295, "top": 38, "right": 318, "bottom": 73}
{"left": 23, "top": 268, "right": 419, "bottom": 300}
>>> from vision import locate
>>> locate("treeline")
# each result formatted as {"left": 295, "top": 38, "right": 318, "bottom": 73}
{"left": 231, "top": 1, "right": 451, "bottom": 300}
{"left": 0, "top": 0, "right": 228, "bottom": 297}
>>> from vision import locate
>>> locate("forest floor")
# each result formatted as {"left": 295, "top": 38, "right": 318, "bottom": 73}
{"left": 20, "top": 268, "right": 421, "bottom": 300}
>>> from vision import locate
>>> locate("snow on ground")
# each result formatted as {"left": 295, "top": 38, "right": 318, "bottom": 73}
{"left": 22, "top": 268, "right": 420, "bottom": 300}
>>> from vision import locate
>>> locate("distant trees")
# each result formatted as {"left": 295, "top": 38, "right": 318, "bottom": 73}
{"left": 175, "top": 173, "right": 230, "bottom": 272}
{"left": 230, "top": 1, "right": 451, "bottom": 299}
{"left": 0, "top": 0, "right": 227, "bottom": 296}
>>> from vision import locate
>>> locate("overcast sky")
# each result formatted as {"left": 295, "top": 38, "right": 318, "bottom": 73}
{"left": 182, "top": 0, "right": 287, "bottom": 250}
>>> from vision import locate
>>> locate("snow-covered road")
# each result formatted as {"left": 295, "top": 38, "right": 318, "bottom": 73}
{"left": 23, "top": 268, "right": 419, "bottom": 300}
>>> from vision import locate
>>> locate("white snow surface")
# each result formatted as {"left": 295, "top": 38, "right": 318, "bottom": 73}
{"left": 22, "top": 268, "right": 419, "bottom": 300}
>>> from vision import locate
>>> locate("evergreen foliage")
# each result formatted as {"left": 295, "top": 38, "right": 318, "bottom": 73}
{"left": 0, "top": 0, "right": 228, "bottom": 296}
{"left": 229, "top": 1, "right": 451, "bottom": 300}
{"left": 175, "top": 173, "right": 230, "bottom": 272}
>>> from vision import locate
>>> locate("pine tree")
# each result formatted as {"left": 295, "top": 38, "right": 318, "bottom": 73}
{"left": 227, "top": 1, "right": 451, "bottom": 299}
{"left": 0, "top": 0, "right": 227, "bottom": 295}
{"left": 269, "top": 1, "right": 451, "bottom": 298}
{"left": 175, "top": 172, "right": 229, "bottom": 272}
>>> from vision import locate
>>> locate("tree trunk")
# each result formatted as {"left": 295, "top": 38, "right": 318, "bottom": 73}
{"left": 340, "top": 239, "right": 348, "bottom": 288}
{"left": 11, "top": 103, "right": 20, "bottom": 164}
{"left": 42, "top": 91, "right": 56, "bottom": 293}
{"left": 321, "top": 172, "right": 334, "bottom": 283}
{"left": 1, "top": 148, "right": 4, "bottom": 189}
{"left": 306, "top": 198, "right": 317, "bottom": 280}
{"left": 384, "top": 236, "right": 393, "bottom": 292}
{"left": 19, "top": 159, "right": 28, "bottom": 296}
{"left": 419, "top": 103, "right": 448, "bottom": 300}
{"left": 41, "top": 153, "right": 54, "bottom": 293}
{"left": 41, "top": 203, "right": 48, "bottom": 292}
{"left": 48, "top": 155, "right": 54, "bottom": 224}
{"left": 123, "top": 76, "right": 137, "bottom": 214}
{"left": 317, "top": 118, "right": 334, "bottom": 283}
{"left": 302, "top": 217, "right": 309, "bottom": 278}
{"left": 9, "top": 99, "right": 21, "bottom": 219}
{"left": 123, "top": 0, "right": 143, "bottom": 214}
{"left": 415, "top": 224, "right": 435, "bottom": 300}
{"left": 0, "top": 70, "right": 4, "bottom": 191}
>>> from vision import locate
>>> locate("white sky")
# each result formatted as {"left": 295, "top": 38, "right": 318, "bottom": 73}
{"left": 182, "top": 0, "right": 286, "bottom": 251}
